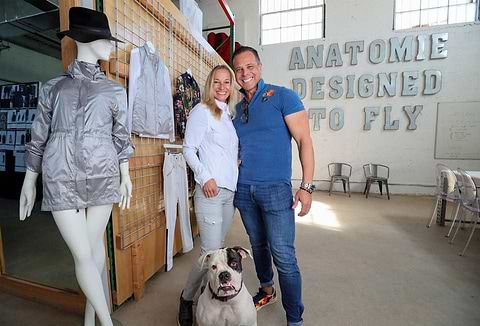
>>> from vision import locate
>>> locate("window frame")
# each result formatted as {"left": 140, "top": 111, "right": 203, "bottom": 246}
{"left": 393, "top": 0, "right": 480, "bottom": 31}
{"left": 259, "top": 0, "right": 326, "bottom": 45}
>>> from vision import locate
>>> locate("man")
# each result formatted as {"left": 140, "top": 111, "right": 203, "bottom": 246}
{"left": 232, "top": 46, "right": 315, "bottom": 326}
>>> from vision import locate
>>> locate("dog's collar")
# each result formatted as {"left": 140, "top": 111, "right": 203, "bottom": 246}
{"left": 208, "top": 280, "right": 243, "bottom": 302}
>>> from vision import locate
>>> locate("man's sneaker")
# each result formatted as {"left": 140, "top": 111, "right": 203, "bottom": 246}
{"left": 253, "top": 287, "right": 277, "bottom": 311}
{"left": 177, "top": 293, "right": 194, "bottom": 326}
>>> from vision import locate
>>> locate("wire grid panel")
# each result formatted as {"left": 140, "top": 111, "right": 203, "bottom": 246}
{"left": 120, "top": 135, "right": 165, "bottom": 249}
{"left": 105, "top": 0, "right": 225, "bottom": 249}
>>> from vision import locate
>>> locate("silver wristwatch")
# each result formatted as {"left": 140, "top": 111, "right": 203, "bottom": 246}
{"left": 300, "top": 182, "right": 315, "bottom": 194}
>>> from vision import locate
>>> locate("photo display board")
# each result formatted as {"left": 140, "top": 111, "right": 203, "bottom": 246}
{"left": 0, "top": 82, "right": 39, "bottom": 172}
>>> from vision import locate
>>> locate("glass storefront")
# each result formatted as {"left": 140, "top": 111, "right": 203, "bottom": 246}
{"left": 0, "top": 0, "right": 79, "bottom": 294}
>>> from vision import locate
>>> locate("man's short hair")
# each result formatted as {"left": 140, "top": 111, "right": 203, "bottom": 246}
{"left": 232, "top": 46, "right": 262, "bottom": 65}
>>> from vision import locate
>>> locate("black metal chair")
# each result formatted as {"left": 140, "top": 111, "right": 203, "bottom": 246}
{"left": 363, "top": 163, "right": 390, "bottom": 200}
{"left": 328, "top": 163, "right": 352, "bottom": 197}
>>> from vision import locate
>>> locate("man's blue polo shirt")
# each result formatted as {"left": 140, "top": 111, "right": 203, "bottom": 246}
{"left": 233, "top": 79, "right": 304, "bottom": 185}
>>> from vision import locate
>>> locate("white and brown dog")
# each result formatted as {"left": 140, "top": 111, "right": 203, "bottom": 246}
{"left": 196, "top": 247, "right": 257, "bottom": 326}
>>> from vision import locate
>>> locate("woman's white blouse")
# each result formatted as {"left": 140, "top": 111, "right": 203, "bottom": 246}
{"left": 183, "top": 99, "right": 239, "bottom": 191}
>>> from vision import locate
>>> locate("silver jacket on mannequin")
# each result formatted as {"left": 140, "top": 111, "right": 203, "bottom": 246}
{"left": 25, "top": 60, "right": 134, "bottom": 211}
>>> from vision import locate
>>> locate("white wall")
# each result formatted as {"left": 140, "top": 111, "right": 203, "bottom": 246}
{"left": 199, "top": 0, "right": 253, "bottom": 44}
{"left": 199, "top": 0, "right": 480, "bottom": 195}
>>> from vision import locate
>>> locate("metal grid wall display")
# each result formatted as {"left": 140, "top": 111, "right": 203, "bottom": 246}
{"left": 104, "top": 0, "right": 225, "bottom": 249}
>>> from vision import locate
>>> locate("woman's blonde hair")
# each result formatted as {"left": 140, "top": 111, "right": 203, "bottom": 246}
{"left": 203, "top": 65, "right": 238, "bottom": 119}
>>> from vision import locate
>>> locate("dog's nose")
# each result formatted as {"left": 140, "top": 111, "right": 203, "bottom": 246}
{"left": 218, "top": 271, "right": 231, "bottom": 282}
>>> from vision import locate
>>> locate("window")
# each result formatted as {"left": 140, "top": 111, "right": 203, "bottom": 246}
{"left": 394, "top": 0, "right": 479, "bottom": 30}
{"left": 260, "top": 0, "right": 325, "bottom": 45}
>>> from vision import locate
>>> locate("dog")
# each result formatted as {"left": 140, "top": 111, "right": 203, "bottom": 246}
{"left": 195, "top": 246, "right": 257, "bottom": 326}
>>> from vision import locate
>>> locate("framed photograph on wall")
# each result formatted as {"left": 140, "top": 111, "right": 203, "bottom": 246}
{"left": 27, "top": 108, "right": 36, "bottom": 124}
{"left": 17, "top": 109, "right": 28, "bottom": 129}
{"left": 0, "top": 131, "right": 6, "bottom": 150}
{"left": 0, "top": 150, "right": 5, "bottom": 171}
{"left": 5, "top": 130, "right": 15, "bottom": 147}
{"left": 14, "top": 149, "right": 26, "bottom": 172}
{"left": 0, "top": 110, "right": 7, "bottom": 130}
{"left": 0, "top": 82, "right": 40, "bottom": 173}
{"left": 15, "top": 130, "right": 26, "bottom": 146}
{"left": 0, "top": 82, "right": 40, "bottom": 109}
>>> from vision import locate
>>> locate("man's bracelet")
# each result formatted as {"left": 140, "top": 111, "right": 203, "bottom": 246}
{"left": 300, "top": 182, "right": 315, "bottom": 194}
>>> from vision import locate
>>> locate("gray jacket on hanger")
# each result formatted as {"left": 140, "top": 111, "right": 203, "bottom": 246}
{"left": 25, "top": 60, "right": 134, "bottom": 212}
{"left": 130, "top": 44, "right": 174, "bottom": 139}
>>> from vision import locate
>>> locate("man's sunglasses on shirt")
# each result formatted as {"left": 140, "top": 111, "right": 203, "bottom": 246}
{"left": 241, "top": 100, "right": 249, "bottom": 123}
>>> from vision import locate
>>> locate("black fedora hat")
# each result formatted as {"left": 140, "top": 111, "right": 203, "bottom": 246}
{"left": 57, "top": 7, "right": 123, "bottom": 43}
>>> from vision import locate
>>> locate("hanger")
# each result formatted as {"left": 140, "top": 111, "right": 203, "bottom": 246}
{"left": 186, "top": 68, "right": 193, "bottom": 77}
{"left": 145, "top": 41, "right": 156, "bottom": 54}
{"left": 163, "top": 143, "right": 183, "bottom": 153}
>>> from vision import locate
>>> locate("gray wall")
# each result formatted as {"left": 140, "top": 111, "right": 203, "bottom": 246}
{"left": 0, "top": 43, "right": 62, "bottom": 86}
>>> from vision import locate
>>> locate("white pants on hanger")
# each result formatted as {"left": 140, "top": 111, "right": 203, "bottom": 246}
{"left": 163, "top": 152, "right": 194, "bottom": 271}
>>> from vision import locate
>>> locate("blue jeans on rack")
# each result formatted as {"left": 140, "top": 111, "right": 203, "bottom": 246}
{"left": 234, "top": 183, "right": 304, "bottom": 326}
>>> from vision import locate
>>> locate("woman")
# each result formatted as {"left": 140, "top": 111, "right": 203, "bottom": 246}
{"left": 178, "top": 65, "right": 238, "bottom": 326}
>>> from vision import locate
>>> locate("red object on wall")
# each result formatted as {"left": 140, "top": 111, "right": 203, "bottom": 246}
{"left": 207, "top": 32, "right": 241, "bottom": 63}
{"left": 207, "top": 32, "right": 216, "bottom": 47}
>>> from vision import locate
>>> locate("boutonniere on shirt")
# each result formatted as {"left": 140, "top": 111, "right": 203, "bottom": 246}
{"left": 261, "top": 89, "right": 275, "bottom": 102}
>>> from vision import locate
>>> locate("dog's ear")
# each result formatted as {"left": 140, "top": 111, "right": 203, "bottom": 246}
{"left": 198, "top": 251, "right": 213, "bottom": 269}
{"left": 232, "top": 246, "right": 252, "bottom": 259}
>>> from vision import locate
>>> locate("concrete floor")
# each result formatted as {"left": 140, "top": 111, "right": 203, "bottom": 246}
{"left": 1, "top": 191, "right": 480, "bottom": 326}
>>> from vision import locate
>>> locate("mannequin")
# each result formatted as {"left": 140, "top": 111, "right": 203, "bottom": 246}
{"left": 19, "top": 39, "right": 131, "bottom": 326}
{"left": 19, "top": 7, "right": 133, "bottom": 326}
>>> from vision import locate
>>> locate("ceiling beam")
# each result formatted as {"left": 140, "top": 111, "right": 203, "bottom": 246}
{"left": 24, "top": 0, "right": 58, "bottom": 12}
{"left": 217, "top": 0, "right": 234, "bottom": 25}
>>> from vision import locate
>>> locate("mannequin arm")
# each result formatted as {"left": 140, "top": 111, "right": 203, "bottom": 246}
{"left": 119, "top": 161, "right": 132, "bottom": 210}
{"left": 19, "top": 170, "right": 39, "bottom": 221}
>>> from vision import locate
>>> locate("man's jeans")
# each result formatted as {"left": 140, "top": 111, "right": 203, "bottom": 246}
{"left": 234, "top": 183, "right": 304, "bottom": 325}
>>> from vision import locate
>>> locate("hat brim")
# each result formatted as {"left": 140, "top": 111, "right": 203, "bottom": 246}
{"left": 57, "top": 30, "right": 124, "bottom": 43}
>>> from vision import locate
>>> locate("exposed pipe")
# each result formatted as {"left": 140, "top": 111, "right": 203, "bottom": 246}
{"left": 217, "top": 0, "right": 234, "bottom": 25}
{"left": 217, "top": 0, "right": 235, "bottom": 65}
{"left": 203, "top": 25, "right": 230, "bottom": 32}
{"left": 209, "top": 0, "right": 235, "bottom": 65}
{"left": 24, "top": 0, "right": 58, "bottom": 12}
{"left": 0, "top": 9, "right": 61, "bottom": 46}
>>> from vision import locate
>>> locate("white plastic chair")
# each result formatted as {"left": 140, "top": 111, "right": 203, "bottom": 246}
{"left": 450, "top": 168, "right": 480, "bottom": 256}
{"left": 427, "top": 164, "right": 461, "bottom": 238}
